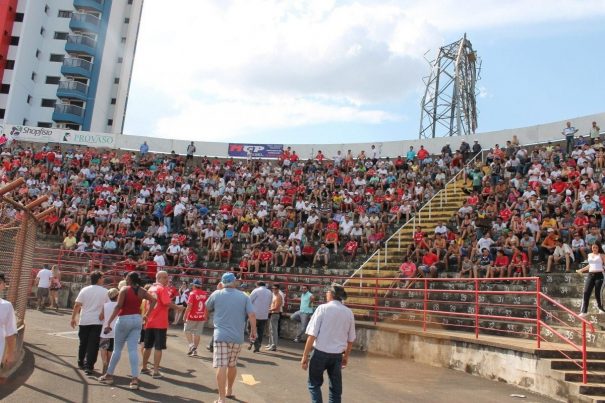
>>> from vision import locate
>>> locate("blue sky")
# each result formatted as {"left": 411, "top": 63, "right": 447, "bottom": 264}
{"left": 123, "top": 0, "right": 605, "bottom": 144}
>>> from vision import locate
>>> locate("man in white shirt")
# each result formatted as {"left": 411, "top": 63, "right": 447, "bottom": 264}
{"left": 301, "top": 283, "right": 355, "bottom": 403}
{"left": 35, "top": 264, "right": 53, "bottom": 310}
{"left": 70, "top": 271, "right": 108, "bottom": 375}
{"left": 0, "top": 273, "right": 17, "bottom": 372}
{"left": 154, "top": 251, "right": 167, "bottom": 269}
{"left": 249, "top": 281, "right": 272, "bottom": 353}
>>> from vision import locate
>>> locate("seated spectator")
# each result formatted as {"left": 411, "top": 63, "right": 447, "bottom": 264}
{"left": 489, "top": 249, "right": 509, "bottom": 278}
{"left": 547, "top": 239, "right": 574, "bottom": 273}
{"left": 61, "top": 231, "right": 78, "bottom": 253}
{"left": 312, "top": 243, "right": 329, "bottom": 268}
{"left": 342, "top": 239, "right": 358, "bottom": 262}
{"left": 508, "top": 246, "right": 529, "bottom": 279}
{"left": 418, "top": 249, "right": 440, "bottom": 278}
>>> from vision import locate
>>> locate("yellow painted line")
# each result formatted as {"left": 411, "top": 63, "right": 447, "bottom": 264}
{"left": 240, "top": 374, "right": 260, "bottom": 386}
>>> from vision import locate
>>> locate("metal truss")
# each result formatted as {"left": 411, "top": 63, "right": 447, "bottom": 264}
{"left": 419, "top": 34, "right": 481, "bottom": 139}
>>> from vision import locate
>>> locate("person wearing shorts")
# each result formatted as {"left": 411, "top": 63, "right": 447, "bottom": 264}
{"left": 206, "top": 272, "right": 257, "bottom": 403}
{"left": 99, "top": 288, "right": 119, "bottom": 374}
{"left": 183, "top": 279, "right": 208, "bottom": 356}
{"left": 141, "top": 271, "right": 184, "bottom": 378}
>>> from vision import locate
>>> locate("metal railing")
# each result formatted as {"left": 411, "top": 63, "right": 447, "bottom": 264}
{"left": 71, "top": 12, "right": 100, "bottom": 27}
{"left": 62, "top": 57, "right": 92, "bottom": 72}
{"left": 58, "top": 80, "right": 89, "bottom": 95}
{"left": 67, "top": 34, "right": 97, "bottom": 48}
{"left": 54, "top": 104, "right": 84, "bottom": 117}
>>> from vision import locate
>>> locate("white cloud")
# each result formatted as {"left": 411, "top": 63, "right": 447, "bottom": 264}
{"left": 125, "top": 0, "right": 605, "bottom": 140}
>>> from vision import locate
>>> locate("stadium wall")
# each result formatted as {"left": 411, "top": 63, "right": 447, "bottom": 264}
{"left": 2, "top": 111, "right": 604, "bottom": 158}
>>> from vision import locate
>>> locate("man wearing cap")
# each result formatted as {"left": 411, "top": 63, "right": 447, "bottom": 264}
{"left": 301, "top": 283, "right": 355, "bottom": 403}
{"left": 183, "top": 279, "right": 209, "bottom": 357}
{"left": 207, "top": 272, "right": 257, "bottom": 402}
{"left": 249, "top": 281, "right": 272, "bottom": 352}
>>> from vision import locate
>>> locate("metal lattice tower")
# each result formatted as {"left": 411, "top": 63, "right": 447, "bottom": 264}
{"left": 419, "top": 34, "right": 481, "bottom": 139}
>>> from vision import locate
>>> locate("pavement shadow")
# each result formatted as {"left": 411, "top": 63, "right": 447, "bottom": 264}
{"left": 159, "top": 367, "right": 197, "bottom": 378}
{"left": 129, "top": 375, "right": 215, "bottom": 402}
{"left": 236, "top": 355, "right": 277, "bottom": 366}
{"left": 0, "top": 347, "right": 35, "bottom": 400}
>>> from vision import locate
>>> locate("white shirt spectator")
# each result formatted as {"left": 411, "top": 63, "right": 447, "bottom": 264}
{"left": 0, "top": 298, "right": 17, "bottom": 364}
{"left": 36, "top": 268, "right": 52, "bottom": 288}
{"left": 154, "top": 254, "right": 166, "bottom": 268}
{"left": 434, "top": 225, "right": 448, "bottom": 235}
{"left": 75, "top": 284, "right": 109, "bottom": 326}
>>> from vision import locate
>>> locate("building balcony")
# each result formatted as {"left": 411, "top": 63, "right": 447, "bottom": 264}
{"left": 57, "top": 80, "right": 89, "bottom": 101}
{"left": 61, "top": 57, "right": 92, "bottom": 78}
{"left": 52, "top": 104, "right": 84, "bottom": 125}
{"left": 69, "top": 12, "right": 100, "bottom": 33}
{"left": 65, "top": 34, "right": 97, "bottom": 56}
{"left": 74, "top": 0, "right": 104, "bottom": 13}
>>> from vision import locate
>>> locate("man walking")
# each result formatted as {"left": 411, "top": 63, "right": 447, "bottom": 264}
{"left": 291, "top": 285, "right": 314, "bottom": 343}
{"left": 183, "top": 279, "right": 208, "bottom": 357}
{"left": 206, "top": 272, "right": 257, "bottom": 403}
{"left": 35, "top": 264, "right": 52, "bottom": 310}
{"left": 141, "top": 271, "right": 184, "bottom": 378}
{"left": 249, "top": 281, "right": 272, "bottom": 353}
{"left": 71, "top": 271, "right": 108, "bottom": 375}
{"left": 301, "top": 283, "right": 356, "bottom": 403}
{"left": 0, "top": 273, "right": 17, "bottom": 374}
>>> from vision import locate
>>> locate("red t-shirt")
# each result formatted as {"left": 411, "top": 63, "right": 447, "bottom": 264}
{"left": 413, "top": 231, "right": 425, "bottom": 244}
{"left": 422, "top": 253, "right": 439, "bottom": 266}
{"left": 494, "top": 255, "right": 509, "bottom": 267}
{"left": 186, "top": 289, "right": 209, "bottom": 321}
{"left": 146, "top": 283, "right": 171, "bottom": 329}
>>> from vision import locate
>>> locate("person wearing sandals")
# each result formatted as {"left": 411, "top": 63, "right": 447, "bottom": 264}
{"left": 576, "top": 243, "right": 605, "bottom": 318}
{"left": 206, "top": 272, "right": 257, "bottom": 403}
{"left": 98, "top": 288, "right": 119, "bottom": 375}
{"left": 49, "top": 265, "right": 61, "bottom": 312}
{"left": 141, "top": 271, "right": 185, "bottom": 379}
{"left": 98, "top": 272, "right": 156, "bottom": 389}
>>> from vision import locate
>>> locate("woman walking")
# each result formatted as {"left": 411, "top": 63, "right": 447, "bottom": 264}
{"left": 49, "top": 265, "right": 61, "bottom": 312}
{"left": 98, "top": 272, "right": 155, "bottom": 389}
{"left": 576, "top": 243, "right": 605, "bottom": 317}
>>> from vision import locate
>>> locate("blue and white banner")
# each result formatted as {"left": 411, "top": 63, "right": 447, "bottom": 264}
{"left": 4, "top": 124, "right": 115, "bottom": 148}
{"left": 228, "top": 143, "right": 283, "bottom": 158}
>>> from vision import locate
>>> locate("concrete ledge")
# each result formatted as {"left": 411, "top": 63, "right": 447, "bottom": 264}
{"left": 352, "top": 321, "right": 571, "bottom": 402}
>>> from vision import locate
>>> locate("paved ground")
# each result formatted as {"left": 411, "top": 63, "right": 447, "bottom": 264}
{"left": 1, "top": 309, "right": 557, "bottom": 403}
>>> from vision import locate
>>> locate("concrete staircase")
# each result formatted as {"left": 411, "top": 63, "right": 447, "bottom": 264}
{"left": 344, "top": 176, "right": 469, "bottom": 314}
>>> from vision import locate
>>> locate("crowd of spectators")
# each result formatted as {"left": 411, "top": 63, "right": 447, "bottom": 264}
{"left": 0, "top": 138, "right": 472, "bottom": 283}
{"left": 403, "top": 121, "right": 605, "bottom": 281}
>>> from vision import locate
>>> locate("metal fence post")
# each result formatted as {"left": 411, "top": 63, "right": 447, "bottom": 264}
{"left": 423, "top": 279, "right": 428, "bottom": 332}
{"left": 536, "top": 277, "right": 541, "bottom": 348}
{"left": 475, "top": 278, "right": 480, "bottom": 339}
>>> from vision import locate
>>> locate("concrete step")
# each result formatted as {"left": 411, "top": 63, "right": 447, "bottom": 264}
{"left": 565, "top": 372, "right": 605, "bottom": 384}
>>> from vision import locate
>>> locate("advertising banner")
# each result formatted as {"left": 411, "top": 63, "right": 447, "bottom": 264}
{"left": 228, "top": 143, "right": 283, "bottom": 158}
{"left": 4, "top": 124, "right": 116, "bottom": 148}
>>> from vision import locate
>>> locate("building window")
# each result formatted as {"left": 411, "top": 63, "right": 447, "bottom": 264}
{"left": 53, "top": 32, "right": 68, "bottom": 40}
{"left": 58, "top": 10, "right": 72, "bottom": 18}
{"left": 128, "top": 0, "right": 133, "bottom": 4}
{"left": 66, "top": 124, "right": 79, "bottom": 130}
{"left": 41, "top": 99, "right": 56, "bottom": 108}
{"left": 9, "top": 36, "right": 19, "bottom": 46}
{"left": 5, "top": 60, "right": 14, "bottom": 70}
{"left": 0, "top": 84, "right": 9, "bottom": 94}
{"left": 38, "top": 122, "right": 53, "bottom": 128}
{"left": 124, "top": 17, "right": 130, "bottom": 23}
{"left": 0, "top": 109, "right": 4, "bottom": 119}
{"left": 31, "top": 72, "right": 37, "bottom": 81}
{"left": 107, "top": 119, "right": 113, "bottom": 126}
{"left": 49, "top": 54, "right": 64, "bottom": 62}
{"left": 44, "top": 5, "right": 49, "bottom": 14}
{"left": 14, "top": 13, "right": 24, "bottom": 22}
{"left": 45, "top": 76, "right": 60, "bottom": 84}
{"left": 117, "top": 57, "right": 123, "bottom": 63}
{"left": 26, "top": 95, "right": 32, "bottom": 104}
{"left": 111, "top": 98, "right": 116, "bottom": 104}
{"left": 35, "top": 49, "right": 41, "bottom": 59}
{"left": 114, "top": 77, "right": 119, "bottom": 84}
{"left": 22, "top": 119, "right": 28, "bottom": 125}
{"left": 40, "top": 27, "right": 45, "bottom": 36}
{"left": 121, "top": 37, "right": 126, "bottom": 43}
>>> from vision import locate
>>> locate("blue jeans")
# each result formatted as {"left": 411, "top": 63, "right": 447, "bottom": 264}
{"left": 291, "top": 311, "right": 311, "bottom": 339}
{"left": 308, "top": 349, "right": 343, "bottom": 403}
{"left": 107, "top": 314, "right": 142, "bottom": 377}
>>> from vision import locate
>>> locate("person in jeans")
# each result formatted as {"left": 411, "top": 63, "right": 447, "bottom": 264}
{"left": 249, "top": 281, "right": 272, "bottom": 353}
{"left": 99, "top": 272, "right": 155, "bottom": 389}
{"left": 266, "top": 284, "right": 283, "bottom": 351}
{"left": 291, "top": 285, "right": 314, "bottom": 343}
{"left": 70, "top": 271, "right": 108, "bottom": 375}
{"left": 301, "top": 283, "right": 356, "bottom": 403}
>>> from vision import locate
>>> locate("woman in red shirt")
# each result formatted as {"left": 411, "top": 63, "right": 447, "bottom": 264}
{"left": 99, "top": 272, "right": 155, "bottom": 389}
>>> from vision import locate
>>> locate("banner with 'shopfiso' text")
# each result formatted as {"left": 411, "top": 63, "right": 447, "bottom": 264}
{"left": 4, "top": 124, "right": 116, "bottom": 148}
